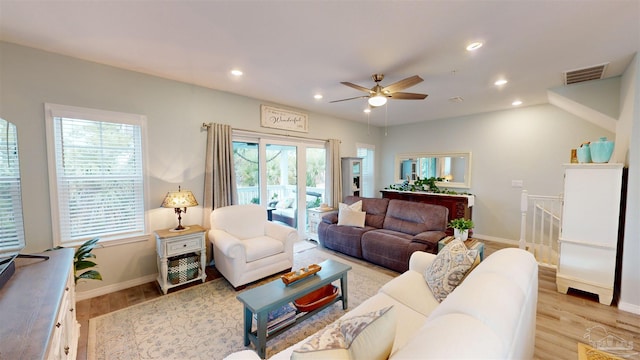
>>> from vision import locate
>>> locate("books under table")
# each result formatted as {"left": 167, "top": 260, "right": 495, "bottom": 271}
{"left": 251, "top": 303, "right": 297, "bottom": 336}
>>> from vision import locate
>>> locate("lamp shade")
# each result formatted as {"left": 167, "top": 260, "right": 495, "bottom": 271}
{"left": 161, "top": 189, "right": 198, "bottom": 208}
{"left": 368, "top": 94, "right": 387, "bottom": 107}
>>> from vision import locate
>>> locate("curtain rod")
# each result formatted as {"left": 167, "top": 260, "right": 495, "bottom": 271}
{"left": 201, "top": 122, "right": 333, "bottom": 143}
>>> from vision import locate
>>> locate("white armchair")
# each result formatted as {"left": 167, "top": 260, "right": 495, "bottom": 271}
{"left": 209, "top": 204, "right": 297, "bottom": 289}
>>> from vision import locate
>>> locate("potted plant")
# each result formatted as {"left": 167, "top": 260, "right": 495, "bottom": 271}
{"left": 74, "top": 237, "right": 102, "bottom": 284}
{"left": 46, "top": 237, "right": 102, "bottom": 284}
{"left": 448, "top": 218, "right": 474, "bottom": 242}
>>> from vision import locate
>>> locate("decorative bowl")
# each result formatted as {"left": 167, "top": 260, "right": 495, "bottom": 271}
{"left": 293, "top": 284, "right": 338, "bottom": 312}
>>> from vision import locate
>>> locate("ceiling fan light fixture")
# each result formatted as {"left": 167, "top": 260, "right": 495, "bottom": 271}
{"left": 368, "top": 94, "right": 387, "bottom": 107}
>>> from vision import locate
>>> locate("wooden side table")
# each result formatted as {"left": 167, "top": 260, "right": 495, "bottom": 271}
{"left": 155, "top": 225, "right": 207, "bottom": 294}
{"left": 438, "top": 237, "right": 484, "bottom": 261}
{"left": 307, "top": 207, "right": 334, "bottom": 241}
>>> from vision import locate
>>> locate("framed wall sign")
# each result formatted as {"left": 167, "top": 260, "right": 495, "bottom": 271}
{"left": 260, "top": 105, "right": 308, "bottom": 133}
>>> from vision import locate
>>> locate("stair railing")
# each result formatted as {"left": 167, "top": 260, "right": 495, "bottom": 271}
{"left": 519, "top": 190, "right": 563, "bottom": 268}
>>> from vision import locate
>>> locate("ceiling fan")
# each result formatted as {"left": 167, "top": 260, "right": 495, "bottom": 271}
{"left": 330, "top": 74, "right": 428, "bottom": 107}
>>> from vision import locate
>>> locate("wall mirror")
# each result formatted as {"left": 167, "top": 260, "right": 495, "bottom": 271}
{"left": 395, "top": 152, "right": 472, "bottom": 188}
{"left": 0, "top": 118, "right": 25, "bottom": 280}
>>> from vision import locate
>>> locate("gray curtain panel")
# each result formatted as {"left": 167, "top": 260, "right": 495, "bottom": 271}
{"left": 329, "top": 139, "right": 342, "bottom": 208}
{"left": 203, "top": 123, "right": 238, "bottom": 231}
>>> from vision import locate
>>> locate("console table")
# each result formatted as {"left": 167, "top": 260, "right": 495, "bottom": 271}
{"left": 0, "top": 248, "right": 79, "bottom": 359}
{"left": 380, "top": 190, "right": 474, "bottom": 236}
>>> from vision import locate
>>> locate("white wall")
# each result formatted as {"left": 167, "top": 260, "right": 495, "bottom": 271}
{"left": 0, "top": 41, "right": 382, "bottom": 295}
{"left": 380, "top": 104, "right": 615, "bottom": 242}
{"left": 619, "top": 54, "right": 640, "bottom": 314}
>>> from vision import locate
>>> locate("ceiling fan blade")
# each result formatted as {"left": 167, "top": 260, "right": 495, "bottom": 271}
{"left": 340, "top": 82, "right": 373, "bottom": 93}
{"left": 382, "top": 75, "right": 424, "bottom": 93}
{"left": 389, "top": 92, "right": 428, "bottom": 100}
{"left": 329, "top": 95, "right": 369, "bottom": 103}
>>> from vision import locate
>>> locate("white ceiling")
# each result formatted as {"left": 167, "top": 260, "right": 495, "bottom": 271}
{"left": 1, "top": 1, "right": 638, "bottom": 126}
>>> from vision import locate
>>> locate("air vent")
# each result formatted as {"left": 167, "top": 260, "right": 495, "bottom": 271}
{"left": 563, "top": 63, "right": 608, "bottom": 85}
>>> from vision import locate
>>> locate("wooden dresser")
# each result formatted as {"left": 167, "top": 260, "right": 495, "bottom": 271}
{"left": 0, "top": 248, "right": 79, "bottom": 359}
{"left": 380, "top": 190, "right": 474, "bottom": 235}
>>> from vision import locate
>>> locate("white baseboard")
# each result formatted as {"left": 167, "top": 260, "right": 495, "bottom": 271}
{"left": 76, "top": 274, "right": 157, "bottom": 301}
{"left": 618, "top": 301, "right": 640, "bottom": 315}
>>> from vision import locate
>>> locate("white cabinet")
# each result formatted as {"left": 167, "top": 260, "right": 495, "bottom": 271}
{"left": 342, "top": 157, "right": 363, "bottom": 197}
{"left": 50, "top": 266, "right": 80, "bottom": 359}
{"left": 307, "top": 207, "right": 334, "bottom": 241}
{"left": 557, "top": 163, "right": 624, "bottom": 305}
{"left": 155, "top": 225, "right": 207, "bottom": 294}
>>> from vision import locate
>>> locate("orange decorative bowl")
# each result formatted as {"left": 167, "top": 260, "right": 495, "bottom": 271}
{"left": 293, "top": 284, "right": 338, "bottom": 312}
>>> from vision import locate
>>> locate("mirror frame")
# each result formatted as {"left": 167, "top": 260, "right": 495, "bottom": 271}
{"left": 394, "top": 151, "right": 472, "bottom": 189}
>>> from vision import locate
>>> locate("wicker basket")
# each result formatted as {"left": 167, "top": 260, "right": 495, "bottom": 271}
{"left": 168, "top": 253, "right": 200, "bottom": 284}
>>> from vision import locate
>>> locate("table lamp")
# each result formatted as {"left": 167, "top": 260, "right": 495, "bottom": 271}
{"left": 161, "top": 186, "right": 198, "bottom": 231}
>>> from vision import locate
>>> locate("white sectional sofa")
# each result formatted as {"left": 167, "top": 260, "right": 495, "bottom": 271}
{"left": 226, "top": 247, "right": 539, "bottom": 359}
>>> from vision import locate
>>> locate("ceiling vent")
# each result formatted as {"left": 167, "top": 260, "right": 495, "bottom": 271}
{"left": 563, "top": 63, "right": 608, "bottom": 85}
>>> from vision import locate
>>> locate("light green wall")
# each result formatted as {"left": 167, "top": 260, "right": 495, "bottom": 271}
{"left": 550, "top": 77, "right": 621, "bottom": 119}
{"left": 0, "top": 41, "right": 382, "bottom": 294}
{"left": 380, "top": 104, "right": 615, "bottom": 241}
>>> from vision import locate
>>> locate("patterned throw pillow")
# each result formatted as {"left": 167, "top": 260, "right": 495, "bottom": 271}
{"left": 291, "top": 306, "right": 396, "bottom": 360}
{"left": 425, "top": 239, "right": 479, "bottom": 302}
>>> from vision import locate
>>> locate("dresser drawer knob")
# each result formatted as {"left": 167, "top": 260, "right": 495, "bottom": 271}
{"left": 56, "top": 322, "right": 62, "bottom": 328}
{"left": 64, "top": 346, "right": 70, "bottom": 355}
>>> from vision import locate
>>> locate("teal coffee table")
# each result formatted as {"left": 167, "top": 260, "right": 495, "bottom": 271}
{"left": 236, "top": 259, "right": 352, "bottom": 359}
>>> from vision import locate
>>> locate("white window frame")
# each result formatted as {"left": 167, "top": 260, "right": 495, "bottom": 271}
{"left": 357, "top": 143, "right": 375, "bottom": 197}
{"left": 45, "top": 103, "right": 150, "bottom": 247}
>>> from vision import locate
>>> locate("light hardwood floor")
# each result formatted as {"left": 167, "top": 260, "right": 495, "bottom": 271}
{"left": 76, "top": 240, "right": 640, "bottom": 359}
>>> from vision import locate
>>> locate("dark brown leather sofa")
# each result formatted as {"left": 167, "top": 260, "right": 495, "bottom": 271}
{"left": 317, "top": 196, "right": 449, "bottom": 272}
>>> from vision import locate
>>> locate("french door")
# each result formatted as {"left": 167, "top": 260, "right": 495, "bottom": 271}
{"left": 233, "top": 132, "right": 327, "bottom": 238}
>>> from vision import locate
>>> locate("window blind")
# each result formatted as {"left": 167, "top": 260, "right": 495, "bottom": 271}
{"left": 357, "top": 144, "right": 375, "bottom": 198}
{"left": 0, "top": 119, "right": 25, "bottom": 254}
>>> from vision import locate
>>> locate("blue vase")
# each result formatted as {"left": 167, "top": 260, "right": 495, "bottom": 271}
{"left": 576, "top": 144, "right": 592, "bottom": 163}
{"left": 590, "top": 137, "right": 614, "bottom": 163}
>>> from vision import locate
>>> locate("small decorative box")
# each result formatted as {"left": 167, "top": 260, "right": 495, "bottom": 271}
{"left": 281, "top": 264, "right": 321, "bottom": 285}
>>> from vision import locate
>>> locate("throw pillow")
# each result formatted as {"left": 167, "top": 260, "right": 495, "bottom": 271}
{"left": 337, "top": 201, "right": 366, "bottom": 227}
{"left": 425, "top": 238, "right": 479, "bottom": 302}
{"left": 291, "top": 306, "right": 396, "bottom": 360}
{"left": 275, "top": 197, "right": 294, "bottom": 209}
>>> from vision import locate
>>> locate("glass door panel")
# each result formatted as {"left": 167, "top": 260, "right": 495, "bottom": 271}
{"left": 305, "top": 147, "right": 326, "bottom": 233}
{"left": 265, "top": 143, "right": 297, "bottom": 228}
{"left": 233, "top": 141, "right": 260, "bottom": 205}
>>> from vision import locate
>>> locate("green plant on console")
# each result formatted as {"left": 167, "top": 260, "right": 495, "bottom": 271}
{"left": 448, "top": 218, "right": 474, "bottom": 230}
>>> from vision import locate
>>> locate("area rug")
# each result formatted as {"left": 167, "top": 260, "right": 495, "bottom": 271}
{"left": 88, "top": 246, "right": 395, "bottom": 359}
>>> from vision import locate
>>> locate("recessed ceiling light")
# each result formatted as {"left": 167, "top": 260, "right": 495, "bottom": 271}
{"left": 363, "top": 108, "right": 371, "bottom": 113}
{"left": 495, "top": 79, "right": 508, "bottom": 86}
{"left": 230, "top": 69, "right": 243, "bottom": 76}
{"left": 314, "top": 94, "right": 323, "bottom": 100}
{"left": 512, "top": 100, "right": 523, "bottom": 106}
{"left": 466, "top": 42, "right": 483, "bottom": 51}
